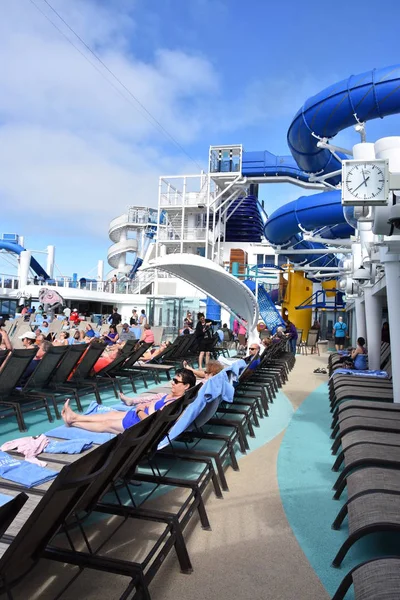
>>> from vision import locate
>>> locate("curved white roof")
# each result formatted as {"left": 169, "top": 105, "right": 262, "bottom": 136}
{"left": 141, "top": 254, "right": 259, "bottom": 329}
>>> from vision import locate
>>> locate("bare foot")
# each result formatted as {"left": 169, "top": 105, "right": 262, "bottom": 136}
{"left": 61, "top": 399, "right": 76, "bottom": 426}
{"left": 119, "top": 391, "right": 135, "bottom": 406}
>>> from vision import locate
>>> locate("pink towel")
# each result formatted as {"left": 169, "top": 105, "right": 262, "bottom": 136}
{"left": 1, "top": 435, "right": 49, "bottom": 467}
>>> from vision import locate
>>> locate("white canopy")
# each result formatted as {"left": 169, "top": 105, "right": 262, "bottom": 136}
{"left": 140, "top": 254, "right": 259, "bottom": 330}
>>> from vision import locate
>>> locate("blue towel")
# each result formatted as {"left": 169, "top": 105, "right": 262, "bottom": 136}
{"left": 45, "top": 425, "right": 115, "bottom": 444}
{"left": 84, "top": 401, "right": 117, "bottom": 415}
{"left": 158, "top": 370, "right": 234, "bottom": 450}
{"left": 332, "top": 368, "right": 388, "bottom": 378}
{"left": 44, "top": 439, "right": 93, "bottom": 454}
{"left": 85, "top": 400, "right": 139, "bottom": 414}
{"left": 0, "top": 493, "right": 14, "bottom": 507}
{"left": 0, "top": 451, "right": 58, "bottom": 488}
{"left": 224, "top": 359, "right": 247, "bottom": 383}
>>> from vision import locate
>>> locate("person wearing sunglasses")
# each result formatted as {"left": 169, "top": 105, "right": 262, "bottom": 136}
{"left": 245, "top": 343, "right": 261, "bottom": 370}
{"left": 61, "top": 368, "right": 196, "bottom": 434}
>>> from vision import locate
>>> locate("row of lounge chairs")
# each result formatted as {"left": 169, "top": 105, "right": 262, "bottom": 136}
{"left": 327, "top": 343, "right": 400, "bottom": 599}
{"left": 0, "top": 340, "right": 295, "bottom": 598}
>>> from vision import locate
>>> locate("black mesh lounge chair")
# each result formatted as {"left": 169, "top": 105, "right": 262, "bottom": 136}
{"left": 331, "top": 403, "right": 400, "bottom": 438}
{"left": 0, "top": 437, "right": 151, "bottom": 598}
{"left": 42, "top": 385, "right": 213, "bottom": 581}
{"left": 50, "top": 343, "right": 89, "bottom": 387}
{"left": 70, "top": 387, "right": 214, "bottom": 576}
{"left": 157, "top": 390, "right": 241, "bottom": 492}
{"left": 10, "top": 345, "right": 74, "bottom": 420}
{"left": 331, "top": 398, "right": 397, "bottom": 428}
{"left": 331, "top": 492, "right": 400, "bottom": 567}
{"left": 331, "top": 415, "right": 400, "bottom": 454}
{"left": 332, "top": 442, "right": 400, "bottom": 500}
{"left": 0, "top": 347, "right": 51, "bottom": 432}
{"left": 332, "top": 467, "right": 400, "bottom": 530}
{"left": 62, "top": 341, "right": 107, "bottom": 403}
{"left": 0, "top": 493, "right": 28, "bottom": 538}
{"left": 77, "top": 345, "right": 150, "bottom": 400}
{"left": 329, "top": 380, "right": 393, "bottom": 411}
{"left": 332, "top": 556, "right": 400, "bottom": 600}
{"left": 332, "top": 429, "right": 400, "bottom": 472}
{"left": 0, "top": 349, "right": 9, "bottom": 369}
{"left": 105, "top": 342, "right": 153, "bottom": 389}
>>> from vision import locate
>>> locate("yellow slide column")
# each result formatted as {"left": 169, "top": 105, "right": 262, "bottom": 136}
{"left": 282, "top": 269, "right": 313, "bottom": 341}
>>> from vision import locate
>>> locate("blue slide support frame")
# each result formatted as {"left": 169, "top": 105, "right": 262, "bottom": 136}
{"left": 0, "top": 241, "right": 49, "bottom": 279}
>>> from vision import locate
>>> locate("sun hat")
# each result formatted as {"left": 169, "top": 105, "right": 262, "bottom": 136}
{"left": 19, "top": 331, "right": 36, "bottom": 340}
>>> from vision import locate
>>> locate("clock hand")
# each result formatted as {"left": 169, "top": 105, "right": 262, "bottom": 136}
{"left": 352, "top": 176, "right": 370, "bottom": 193}
{"left": 362, "top": 169, "right": 368, "bottom": 185}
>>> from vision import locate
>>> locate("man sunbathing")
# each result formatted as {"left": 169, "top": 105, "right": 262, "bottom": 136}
{"left": 61, "top": 368, "right": 196, "bottom": 434}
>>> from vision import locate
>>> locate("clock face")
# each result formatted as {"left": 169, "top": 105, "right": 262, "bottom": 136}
{"left": 345, "top": 162, "right": 385, "bottom": 200}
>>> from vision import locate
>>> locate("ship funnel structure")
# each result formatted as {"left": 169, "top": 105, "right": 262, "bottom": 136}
{"left": 107, "top": 206, "right": 165, "bottom": 280}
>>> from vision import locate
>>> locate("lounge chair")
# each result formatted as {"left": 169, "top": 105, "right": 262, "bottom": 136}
{"left": 10, "top": 345, "right": 79, "bottom": 421}
{"left": 0, "top": 349, "right": 9, "bottom": 369}
{"left": 332, "top": 429, "right": 400, "bottom": 471}
{"left": 332, "top": 466, "right": 400, "bottom": 529}
{"left": 0, "top": 348, "right": 54, "bottom": 432}
{"left": 331, "top": 491, "right": 400, "bottom": 567}
{"left": 332, "top": 557, "right": 400, "bottom": 599}
{"left": 332, "top": 442, "right": 400, "bottom": 500}
{"left": 331, "top": 415, "right": 400, "bottom": 454}
{"left": 331, "top": 402, "right": 400, "bottom": 438}
{"left": 0, "top": 492, "right": 28, "bottom": 538}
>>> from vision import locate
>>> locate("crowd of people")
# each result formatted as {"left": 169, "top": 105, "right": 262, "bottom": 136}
{"left": 0, "top": 305, "right": 159, "bottom": 385}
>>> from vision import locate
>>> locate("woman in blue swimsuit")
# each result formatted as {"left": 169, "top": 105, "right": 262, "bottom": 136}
{"left": 61, "top": 369, "right": 196, "bottom": 434}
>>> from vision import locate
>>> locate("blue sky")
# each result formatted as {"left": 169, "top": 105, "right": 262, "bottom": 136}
{"left": 1, "top": 0, "right": 400, "bottom": 277}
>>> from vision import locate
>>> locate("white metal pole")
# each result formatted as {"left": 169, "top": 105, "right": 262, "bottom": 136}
{"left": 97, "top": 260, "right": 104, "bottom": 281}
{"left": 19, "top": 250, "right": 31, "bottom": 288}
{"left": 381, "top": 252, "right": 400, "bottom": 402}
{"left": 181, "top": 177, "right": 186, "bottom": 254}
{"left": 364, "top": 286, "right": 382, "bottom": 370}
{"left": 46, "top": 245, "right": 55, "bottom": 279}
{"left": 354, "top": 296, "right": 366, "bottom": 344}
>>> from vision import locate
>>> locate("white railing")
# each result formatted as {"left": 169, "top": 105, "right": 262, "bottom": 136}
{"left": 0, "top": 273, "right": 156, "bottom": 295}
{"left": 160, "top": 190, "right": 209, "bottom": 207}
{"left": 0, "top": 274, "right": 19, "bottom": 290}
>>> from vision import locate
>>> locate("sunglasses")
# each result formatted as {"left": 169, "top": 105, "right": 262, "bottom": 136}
{"left": 249, "top": 347, "right": 258, "bottom": 351}
{"left": 172, "top": 378, "right": 183, "bottom": 384}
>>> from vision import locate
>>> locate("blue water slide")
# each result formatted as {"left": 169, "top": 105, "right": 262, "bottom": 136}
{"left": 262, "top": 64, "right": 400, "bottom": 265}
{"left": 288, "top": 64, "right": 400, "bottom": 183}
{"left": 0, "top": 241, "right": 49, "bottom": 279}
{"left": 241, "top": 150, "right": 310, "bottom": 180}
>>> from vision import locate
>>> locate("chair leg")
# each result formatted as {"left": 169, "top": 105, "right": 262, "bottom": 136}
{"left": 43, "top": 399, "right": 54, "bottom": 423}
{"left": 16, "top": 405, "right": 27, "bottom": 432}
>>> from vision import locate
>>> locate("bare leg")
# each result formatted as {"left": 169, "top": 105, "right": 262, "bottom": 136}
{"left": 198, "top": 351, "right": 204, "bottom": 369}
{"left": 62, "top": 399, "right": 125, "bottom": 434}
{"left": 205, "top": 352, "right": 210, "bottom": 365}
{"left": 119, "top": 391, "right": 136, "bottom": 406}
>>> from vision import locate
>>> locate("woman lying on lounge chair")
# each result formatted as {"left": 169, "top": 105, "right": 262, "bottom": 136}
{"left": 61, "top": 368, "right": 196, "bottom": 434}
{"left": 182, "top": 359, "right": 224, "bottom": 379}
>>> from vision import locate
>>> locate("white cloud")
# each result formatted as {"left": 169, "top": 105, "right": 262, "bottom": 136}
{"left": 0, "top": 0, "right": 217, "bottom": 244}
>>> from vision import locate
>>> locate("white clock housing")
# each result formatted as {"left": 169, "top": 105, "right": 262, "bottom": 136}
{"left": 342, "top": 159, "right": 389, "bottom": 206}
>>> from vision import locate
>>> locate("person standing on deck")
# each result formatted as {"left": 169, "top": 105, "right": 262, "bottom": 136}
{"left": 333, "top": 316, "right": 347, "bottom": 351}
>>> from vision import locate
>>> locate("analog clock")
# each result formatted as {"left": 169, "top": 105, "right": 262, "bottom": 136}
{"left": 342, "top": 159, "right": 389, "bottom": 206}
